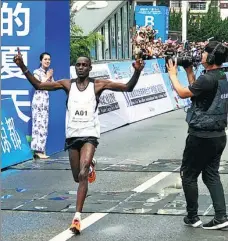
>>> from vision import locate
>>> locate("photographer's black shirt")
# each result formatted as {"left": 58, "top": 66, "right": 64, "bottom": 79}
{"left": 188, "top": 68, "right": 226, "bottom": 138}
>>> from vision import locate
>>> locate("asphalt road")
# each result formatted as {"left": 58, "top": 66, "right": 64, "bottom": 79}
{"left": 2, "top": 109, "right": 228, "bottom": 241}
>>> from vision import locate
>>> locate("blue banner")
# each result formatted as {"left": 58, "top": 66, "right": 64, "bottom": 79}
{"left": 135, "top": 5, "right": 169, "bottom": 42}
{"left": 1, "top": 1, "right": 70, "bottom": 155}
{"left": 1, "top": 98, "right": 33, "bottom": 169}
{"left": 1, "top": 1, "right": 45, "bottom": 135}
{"left": 161, "top": 73, "right": 178, "bottom": 109}
{"left": 161, "top": 70, "right": 192, "bottom": 109}
{"left": 157, "top": 58, "right": 166, "bottom": 73}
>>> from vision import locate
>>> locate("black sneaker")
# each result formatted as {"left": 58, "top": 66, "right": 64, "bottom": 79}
{"left": 202, "top": 217, "right": 228, "bottom": 230}
{"left": 184, "top": 216, "right": 202, "bottom": 228}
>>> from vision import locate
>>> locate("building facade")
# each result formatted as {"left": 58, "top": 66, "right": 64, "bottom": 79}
{"left": 92, "top": 2, "right": 132, "bottom": 61}
{"left": 170, "top": 0, "right": 228, "bottom": 19}
{"left": 72, "top": 1, "right": 132, "bottom": 62}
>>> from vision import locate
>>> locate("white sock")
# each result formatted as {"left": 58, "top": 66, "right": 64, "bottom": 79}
{"left": 74, "top": 212, "right": 81, "bottom": 220}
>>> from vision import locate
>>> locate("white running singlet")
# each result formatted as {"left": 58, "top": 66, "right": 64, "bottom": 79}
{"left": 66, "top": 79, "right": 100, "bottom": 138}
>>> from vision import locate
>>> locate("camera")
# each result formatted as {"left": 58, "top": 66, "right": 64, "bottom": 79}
{"left": 165, "top": 52, "right": 202, "bottom": 68}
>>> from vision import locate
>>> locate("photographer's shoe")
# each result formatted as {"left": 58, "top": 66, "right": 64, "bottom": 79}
{"left": 202, "top": 216, "right": 228, "bottom": 230}
{"left": 184, "top": 216, "right": 202, "bottom": 228}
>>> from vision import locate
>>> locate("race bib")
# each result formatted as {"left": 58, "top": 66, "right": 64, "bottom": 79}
{"left": 70, "top": 103, "right": 94, "bottom": 122}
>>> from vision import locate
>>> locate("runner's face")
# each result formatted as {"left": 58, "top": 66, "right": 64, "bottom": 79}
{"left": 75, "top": 57, "right": 92, "bottom": 78}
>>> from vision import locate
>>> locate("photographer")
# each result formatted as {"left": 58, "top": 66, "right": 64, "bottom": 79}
{"left": 167, "top": 41, "right": 228, "bottom": 230}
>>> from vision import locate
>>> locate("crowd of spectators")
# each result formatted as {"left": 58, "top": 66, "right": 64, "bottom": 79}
{"left": 132, "top": 25, "right": 228, "bottom": 61}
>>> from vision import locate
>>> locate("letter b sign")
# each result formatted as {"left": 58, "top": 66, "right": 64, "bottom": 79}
{"left": 145, "top": 16, "right": 154, "bottom": 27}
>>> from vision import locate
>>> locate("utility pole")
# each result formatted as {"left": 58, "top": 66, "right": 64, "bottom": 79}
{"left": 182, "top": 1, "right": 188, "bottom": 42}
{"left": 129, "top": 0, "right": 136, "bottom": 59}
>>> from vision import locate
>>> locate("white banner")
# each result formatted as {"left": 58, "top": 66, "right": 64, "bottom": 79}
{"left": 107, "top": 61, "right": 174, "bottom": 123}
{"left": 121, "top": 73, "right": 174, "bottom": 123}
{"left": 70, "top": 64, "right": 129, "bottom": 133}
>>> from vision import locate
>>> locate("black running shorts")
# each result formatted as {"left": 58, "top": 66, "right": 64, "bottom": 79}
{"left": 64, "top": 137, "right": 99, "bottom": 151}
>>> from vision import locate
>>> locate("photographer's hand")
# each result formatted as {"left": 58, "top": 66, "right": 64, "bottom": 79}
{"left": 167, "top": 59, "right": 193, "bottom": 99}
{"left": 166, "top": 58, "right": 178, "bottom": 76}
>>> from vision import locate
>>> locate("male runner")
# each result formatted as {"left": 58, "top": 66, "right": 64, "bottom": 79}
{"left": 14, "top": 48, "right": 145, "bottom": 234}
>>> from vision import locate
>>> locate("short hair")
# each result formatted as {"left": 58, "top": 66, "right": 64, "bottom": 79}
{"left": 77, "top": 56, "right": 92, "bottom": 66}
{"left": 205, "top": 41, "right": 228, "bottom": 65}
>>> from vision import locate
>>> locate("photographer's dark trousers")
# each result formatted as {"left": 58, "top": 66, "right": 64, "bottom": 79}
{"left": 181, "top": 134, "right": 227, "bottom": 219}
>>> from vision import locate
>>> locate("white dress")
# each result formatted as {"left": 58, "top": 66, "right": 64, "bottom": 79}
{"left": 31, "top": 67, "right": 53, "bottom": 152}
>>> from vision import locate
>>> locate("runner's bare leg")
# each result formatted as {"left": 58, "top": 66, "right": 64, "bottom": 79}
{"left": 76, "top": 143, "right": 95, "bottom": 212}
{"left": 69, "top": 148, "right": 80, "bottom": 183}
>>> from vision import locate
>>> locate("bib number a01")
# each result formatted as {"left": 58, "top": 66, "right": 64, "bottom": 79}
{"left": 71, "top": 104, "right": 93, "bottom": 122}
{"left": 75, "top": 110, "right": 88, "bottom": 116}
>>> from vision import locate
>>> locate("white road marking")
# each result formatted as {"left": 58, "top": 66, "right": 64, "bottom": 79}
{"left": 203, "top": 204, "right": 213, "bottom": 216}
{"left": 133, "top": 167, "right": 180, "bottom": 193}
{"left": 226, "top": 129, "right": 228, "bottom": 135}
{"left": 49, "top": 213, "right": 108, "bottom": 241}
{"left": 49, "top": 167, "right": 179, "bottom": 241}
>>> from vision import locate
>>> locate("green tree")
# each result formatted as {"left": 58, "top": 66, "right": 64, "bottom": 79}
{"left": 70, "top": 1, "right": 104, "bottom": 64}
{"left": 156, "top": 0, "right": 170, "bottom": 7}
{"left": 169, "top": 9, "right": 181, "bottom": 31}
{"left": 169, "top": 2, "right": 228, "bottom": 42}
{"left": 187, "top": 13, "right": 201, "bottom": 42}
{"left": 199, "top": 3, "right": 221, "bottom": 41}
{"left": 70, "top": 26, "right": 104, "bottom": 65}
{"left": 217, "top": 18, "right": 228, "bottom": 41}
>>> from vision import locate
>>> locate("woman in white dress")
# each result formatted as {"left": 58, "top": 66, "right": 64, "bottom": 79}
{"left": 31, "top": 52, "right": 54, "bottom": 159}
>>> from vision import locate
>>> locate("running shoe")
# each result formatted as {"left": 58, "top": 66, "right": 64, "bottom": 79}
{"left": 70, "top": 218, "right": 81, "bottom": 235}
{"left": 88, "top": 158, "right": 96, "bottom": 183}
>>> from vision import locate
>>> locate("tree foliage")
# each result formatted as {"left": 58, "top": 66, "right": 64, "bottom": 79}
{"left": 70, "top": 26, "right": 104, "bottom": 65}
{"left": 169, "top": 9, "right": 182, "bottom": 31}
{"left": 70, "top": 1, "right": 104, "bottom": 65}
{"left": 169, "top": 3, "right": 228, "bottom": 42}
